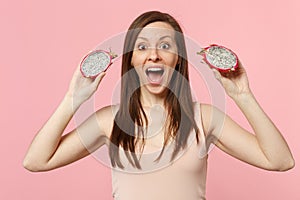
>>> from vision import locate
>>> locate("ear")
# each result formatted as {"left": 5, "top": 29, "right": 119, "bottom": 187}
{"left": 130, "top": 58, "right": 134, "bottom": 67}
{"left": 176, "top": 58, "right": 181, "bottom": 66}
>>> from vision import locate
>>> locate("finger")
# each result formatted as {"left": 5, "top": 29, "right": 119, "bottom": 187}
{"left": 69, "top": 64, "right": 84, "bottom": 85}
{"left": 237, "top": 59, "right": 243, "bottom": 68}
{"left": 212, "top": 69, "right": 235, "bottom": 89}
{"left": 75, "top": 52, "right": 91, "bottom": 76}
{"left": 237, "top": 59, "right": 247, "bottom": 72}
{"left": 212, "top": 68, "right": 222, "bottom": 81}
{"left": 92, "top": 72, "right": 106, "bottom": 89}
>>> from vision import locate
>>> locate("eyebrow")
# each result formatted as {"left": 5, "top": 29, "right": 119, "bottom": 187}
{"left": 136, "top": 35, "right": 174, "bottom": 41}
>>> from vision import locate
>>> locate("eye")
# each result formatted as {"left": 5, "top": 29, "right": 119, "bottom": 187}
{"left": 137, "top": 44, "right": 148, "bottom": 50}
{"left": 159, "top": 42, "right": 170, "bottom": 50}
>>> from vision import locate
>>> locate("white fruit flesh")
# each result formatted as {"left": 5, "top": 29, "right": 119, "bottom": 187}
{"left": 206, "top": 46, "right": 237, "bottom": 70}
{"left": 81, "top": 51, "right": 110, "bottom": 77}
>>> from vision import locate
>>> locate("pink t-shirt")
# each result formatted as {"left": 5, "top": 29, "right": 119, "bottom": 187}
{"left": 111, "top": 102, "right": 208, "bottom": 200}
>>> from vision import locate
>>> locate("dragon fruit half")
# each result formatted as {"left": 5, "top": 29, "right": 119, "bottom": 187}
{"left": 80, "top": 50, "right": 117, "bottom": 78}
{"left": 198, "top": 44, "right": 239, "bottom": 73}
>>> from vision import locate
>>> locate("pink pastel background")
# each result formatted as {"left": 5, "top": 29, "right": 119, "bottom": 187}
{"left": 1, "top": 0, "right": 299, "bottom": 199}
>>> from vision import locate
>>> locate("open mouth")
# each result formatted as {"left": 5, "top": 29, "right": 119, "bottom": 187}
{"left": 145, "top": 67, "right": 165, "bottom": 84}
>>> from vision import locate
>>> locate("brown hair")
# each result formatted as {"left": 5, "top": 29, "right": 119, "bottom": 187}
{"left": 109, "top": 11, "right": 200, "bottom": 169}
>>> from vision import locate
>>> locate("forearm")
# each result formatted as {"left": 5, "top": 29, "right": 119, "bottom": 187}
{"left": 23, "top": 93, "right": 80, "bottom": 168}
{"left": 233, "top": 92, "right": 294, "bottom": 170}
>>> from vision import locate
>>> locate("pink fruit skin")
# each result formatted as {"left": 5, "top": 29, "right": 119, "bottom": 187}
{"left": 203, "top": 44, "right": 239, "bottom": 73}
{"left": 80, "top": 50, "right": 113, "bottom": 79}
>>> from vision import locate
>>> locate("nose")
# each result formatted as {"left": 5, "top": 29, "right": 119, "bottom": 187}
{"left": 147, "top": 47, "right": 161, "bottom": 62}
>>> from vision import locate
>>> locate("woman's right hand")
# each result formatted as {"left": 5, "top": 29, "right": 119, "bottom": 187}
{"left": 23, "top": 62, "right": 107, "bottom": 172}
{"left": 66, "top": 64, "right": 106, "bottom": 108}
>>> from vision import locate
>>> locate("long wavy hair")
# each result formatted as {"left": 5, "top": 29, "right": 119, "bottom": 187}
{"left": 109, "top": 11, "right": 200, "bottom": 169}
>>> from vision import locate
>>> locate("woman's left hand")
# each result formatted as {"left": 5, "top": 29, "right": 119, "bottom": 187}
{"left": 211, "top": 59, "right": 252, "bottom": 99}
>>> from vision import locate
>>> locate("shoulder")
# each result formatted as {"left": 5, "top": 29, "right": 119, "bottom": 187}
{"left": 95, "top": 104, "right": 119, "bottom": 118}
{"left": 197, "top": 102, "right": 226, "bottom": 137}
{"left": 94, "top": 104, "right": 119, "bottom": 140}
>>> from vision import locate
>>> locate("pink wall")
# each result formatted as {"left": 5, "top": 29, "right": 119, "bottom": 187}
{"left": 1, "top": 0, "right": 299, "bottom": 199}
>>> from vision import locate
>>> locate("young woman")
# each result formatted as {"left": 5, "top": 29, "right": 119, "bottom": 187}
{"left": 23, "top": 11, "right": 294, "bottom": 200}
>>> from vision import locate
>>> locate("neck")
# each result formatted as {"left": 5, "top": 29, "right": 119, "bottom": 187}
{"left": 139, "top": 86, "right": 168, "bottom": 108}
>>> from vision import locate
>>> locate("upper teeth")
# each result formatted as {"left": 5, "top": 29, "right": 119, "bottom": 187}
{"left": 147, "top": 68, "right": 163, "bottom": 72}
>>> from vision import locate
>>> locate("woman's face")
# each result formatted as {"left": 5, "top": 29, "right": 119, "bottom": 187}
{"left": 131, "top": 21, "right": 179, "bottom": 95}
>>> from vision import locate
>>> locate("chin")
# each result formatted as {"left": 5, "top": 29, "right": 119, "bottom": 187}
{"left": 145, "top": 84, "right": 168, "bottom": 95}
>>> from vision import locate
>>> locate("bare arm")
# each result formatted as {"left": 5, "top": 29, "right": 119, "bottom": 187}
{"left": 201, "top": 60, "right": 294, "bottom": 171}
{"left": 23, "top": 64, "right": 108, "bottom": 172}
